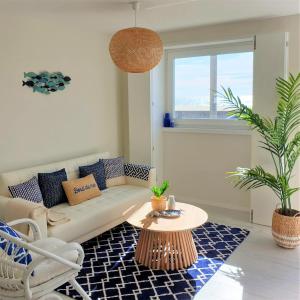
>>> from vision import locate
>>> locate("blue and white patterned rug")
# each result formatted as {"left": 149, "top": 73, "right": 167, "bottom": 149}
{"left": 57, "top": 222, "right": 249, "bottom": 299}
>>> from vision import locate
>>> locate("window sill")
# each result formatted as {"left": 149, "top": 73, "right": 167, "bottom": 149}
{"left": 162, "top": 126, "right": 251, "bottom": 135}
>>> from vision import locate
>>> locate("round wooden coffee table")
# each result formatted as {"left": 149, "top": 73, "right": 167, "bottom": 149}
{"left": 127, "top": 202, "right": 208, "bottom": 270}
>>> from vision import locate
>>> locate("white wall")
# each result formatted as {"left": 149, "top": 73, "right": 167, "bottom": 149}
{"left": 127, "top": 73, "right": 151, "bottom": 165}
{"left": 163, "top": 132, "right": 251, "bottom": 211}
{"left": 0, "top": 13, "right": 123, "bottom": 172}
{"left": 158, "top": 15, "right": 300, "bottom": 212}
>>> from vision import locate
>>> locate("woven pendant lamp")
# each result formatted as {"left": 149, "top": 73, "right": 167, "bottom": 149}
{"left": 109, "top": 2, "right": 163, "bottom": 73}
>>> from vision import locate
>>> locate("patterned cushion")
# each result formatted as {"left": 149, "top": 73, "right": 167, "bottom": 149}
{"left": 8, "top": 176, "right": 43, "bottom": 203}
{"left": 79, "top": 160, "right": 106, "bottom": 190}
{"left": 0, "top": 220, "right": 32, "bottom": 266}
{"left": 103, "top": 157, "right": 126, "bottom": 187}
{"left": 124, "top": 163, "right": 151, "bottom": 181}
{"left": 38, "top": 169, "right": 67, "bottom": 208}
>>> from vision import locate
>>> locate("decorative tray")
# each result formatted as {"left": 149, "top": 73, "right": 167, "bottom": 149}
{"left": 159, "top": 209, "right": 182, "bottom": 218}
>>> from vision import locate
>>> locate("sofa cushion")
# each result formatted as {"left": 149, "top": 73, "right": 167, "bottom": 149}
{"left": 79, "top": 160, "right": 106, "bottom": 190}
{"left": 38, "top": 169, "right": 67, "bottom": 208}
{"left": 124, "top": 163, "right": 152, "bottom": 181}
{"left": 8, "top": 176, "right": 43, "bottom": 203}
{"left": 47, "top": 185, "right": 151, "bottom": 242}
{"left": 62, "top": 174, "right": 101, "bottom": 206}
{"left": 103, "top": 157, "right": 126, "bottom": 187}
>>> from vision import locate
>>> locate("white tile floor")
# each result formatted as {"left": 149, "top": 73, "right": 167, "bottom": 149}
{"left": 56, "top": 204, "right": 300, "bottom": 300}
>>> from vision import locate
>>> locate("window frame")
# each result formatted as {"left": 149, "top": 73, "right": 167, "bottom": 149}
{"left": 166, "top": 38, "right": 254, "bottom": 131}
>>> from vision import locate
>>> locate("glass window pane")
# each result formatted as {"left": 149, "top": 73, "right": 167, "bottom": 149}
{"left": 174, "top": 56, "right": 210, "bottom": 119}
{"left": 217, "top": 52, "right": 253, "bottom": 119}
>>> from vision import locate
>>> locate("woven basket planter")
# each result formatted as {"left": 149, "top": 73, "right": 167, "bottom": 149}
{"left": 272, "top": 209, "right": 300, "bottom": 248}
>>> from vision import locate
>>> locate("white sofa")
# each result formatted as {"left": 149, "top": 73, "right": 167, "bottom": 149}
{"left": 0, "top": 152, "right": 156, "bottom": 243}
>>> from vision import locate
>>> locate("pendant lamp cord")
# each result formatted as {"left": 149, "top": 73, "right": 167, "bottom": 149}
{"left": 132, "top": 1, "right": 140, "bottom": 27}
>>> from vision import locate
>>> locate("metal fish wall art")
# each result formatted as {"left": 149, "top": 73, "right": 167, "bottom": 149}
{"left": 22, "top": 71, "right": 71, "bottom": 94}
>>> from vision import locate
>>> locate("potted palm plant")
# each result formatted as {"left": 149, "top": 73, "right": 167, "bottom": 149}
{"left": 221, "top": 73, "right": 300, "bottom": 248}
{"left": 151, "top": 180, "right": 169, "bottom": 211}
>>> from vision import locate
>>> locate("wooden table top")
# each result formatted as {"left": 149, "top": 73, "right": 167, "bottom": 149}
{"left": 127, "top": 202, "right": 208, "bottom": 232}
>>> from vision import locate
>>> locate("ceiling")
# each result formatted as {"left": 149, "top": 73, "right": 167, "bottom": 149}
{"left": 1, "top": 0, "right": 299, "bottom": 33}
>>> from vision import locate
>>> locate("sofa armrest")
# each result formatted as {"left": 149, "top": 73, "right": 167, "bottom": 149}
{"left": 124, "top": 163, "right": 156, "bottom": 188}
{"left": 0, "top": 196, "right": 48, "bottom": 239}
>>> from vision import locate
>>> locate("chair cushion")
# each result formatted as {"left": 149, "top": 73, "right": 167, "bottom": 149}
{"left": 38, "top": 169, "right": 68, "bottom": 208}
{"left": 103, "top": 157, "right": 126, "bottom": 187}
{"left": 0, "top": 220, "right": 32, "bottom": 266}
{"left": 30, "top": 237, "right": 79, "bottom": 287}
{"left": 8, "top": 176, "right": 44, "bottom": 203}
{"left": 79, "top": 160, "right": 106, "bottom": 190}
{"left": 62, "top": 174, "right": 101, "bottom": 206}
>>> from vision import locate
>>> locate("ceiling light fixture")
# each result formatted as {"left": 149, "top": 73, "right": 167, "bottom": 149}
{"left": 109, "top": 1, "right": 163, "bottom": 73}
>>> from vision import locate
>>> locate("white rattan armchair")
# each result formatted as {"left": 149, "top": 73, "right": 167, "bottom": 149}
{"left": 0, "top": 218, "right": 91, "bottom": 300}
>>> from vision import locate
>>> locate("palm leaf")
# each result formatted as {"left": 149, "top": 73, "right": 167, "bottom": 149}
{"left": 276, "top": 74, "right": 300, "bottom": 144}
{"left": 220, "top": 87, "right": 268, "bottom": 134}
{"left": 229, "top": 166, "right": 281, "bottom": 197}
{"left": 276, "top": 73, "right": 300, "bottom": 103}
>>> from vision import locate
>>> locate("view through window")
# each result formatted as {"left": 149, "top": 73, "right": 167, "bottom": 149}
{"left": 173, "top": 51, "right": 253, "bottom": 120}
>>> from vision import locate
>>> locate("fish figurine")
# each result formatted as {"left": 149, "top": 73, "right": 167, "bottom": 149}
{"left": 22, "top": 80, "right": 34, "bottom": 87}
{"left": 64, "top": 76, "right": 71, "bottom": 82}
{"left": 24, "top": 72, "right": 37, "bottom": 78}
{"left": 40, "top": 72, "right": 49, "bottom": 77}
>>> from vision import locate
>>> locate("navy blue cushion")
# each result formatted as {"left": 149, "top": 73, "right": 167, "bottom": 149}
{"left": 79, "top": 161, "right": 106, "bottom": 190}
{"left": 38, "top": 169, "right": 67, "bottom": 208}
{"left": 0, "top": 220, "right": 32, "bottom": 266}
{"left": 9, "top": 176, "right": 43, "bottom": 203}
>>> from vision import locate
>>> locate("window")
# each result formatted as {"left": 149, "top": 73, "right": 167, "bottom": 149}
{"left": 167, "top": 40, "right": 254, "bottom": 124}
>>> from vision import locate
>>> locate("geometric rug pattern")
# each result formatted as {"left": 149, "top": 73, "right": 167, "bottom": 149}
{"left": 57, "top": 222, "right": 249, "bottom": 299}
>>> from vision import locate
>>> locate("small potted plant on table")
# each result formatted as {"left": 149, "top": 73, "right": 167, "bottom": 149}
{"left": 222, "top": 73, "right": 300, "bottom": 249}
{"left": 151, "top": 180, "right": 169, "bottom": 211}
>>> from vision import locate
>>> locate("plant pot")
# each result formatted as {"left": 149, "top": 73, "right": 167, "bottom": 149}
{"left": 151, "top": 196, "right": 167, "bottom": 211}
{"left": 272, "top": 209, "right": 300, "bottom": 248}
